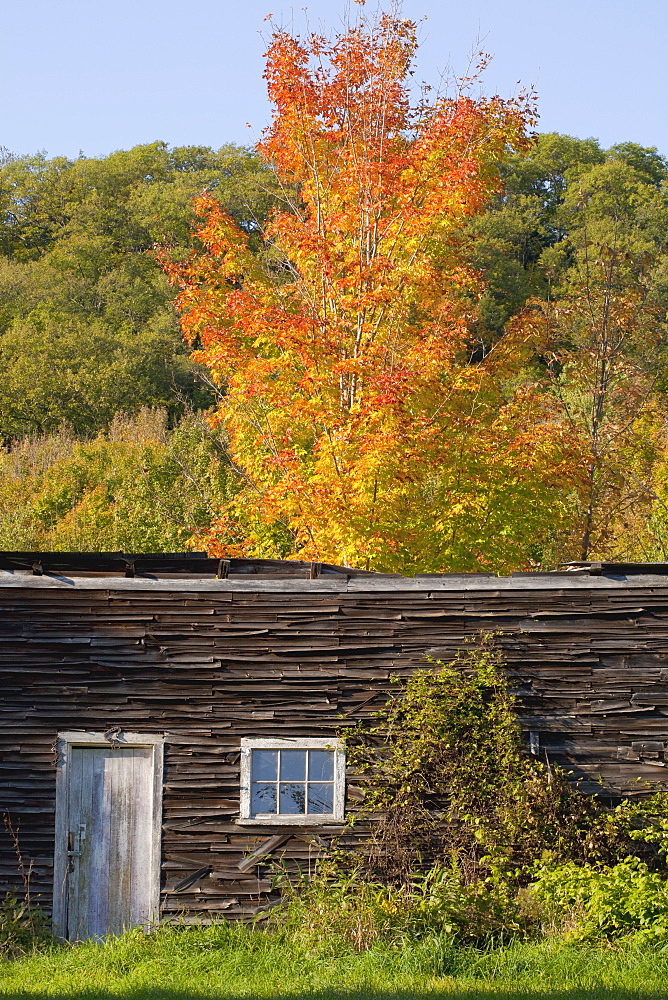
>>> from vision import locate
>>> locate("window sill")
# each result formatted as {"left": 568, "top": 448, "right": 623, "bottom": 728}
{"left": 235, "top": 816, "right": 343, "bottom": 826}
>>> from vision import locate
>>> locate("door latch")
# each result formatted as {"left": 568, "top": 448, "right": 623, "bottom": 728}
{"left": 66, "top": 823, "right": 87, "bottom": 859}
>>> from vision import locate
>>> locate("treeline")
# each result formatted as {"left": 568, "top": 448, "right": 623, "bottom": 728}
{"left": 1, "top": 135, "right": 668, "bottom": 562}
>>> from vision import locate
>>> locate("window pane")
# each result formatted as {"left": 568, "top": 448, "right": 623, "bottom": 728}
{"left": 251, "top": 782, "right": 277, "bottom": 815}
{"left": 308, "top": 750, "right": 334, "bottom": 782}
{"left": 280, "top": 750, "right": 306, "bottom": 781}
{"left": 252, "top": 749, "right": 278, "bottom": 781}
{"left": 307, "top": 782, "right": 334, "bottom": 814}
{"left": 279, "top": 782, "right": 306, "bottom": 814}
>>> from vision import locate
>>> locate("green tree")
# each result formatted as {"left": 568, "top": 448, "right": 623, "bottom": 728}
{"left": 0, "top": 143, "right": 281, "bottom": 438}
{"left": 518, "top": 152, "right": 668, "bottom": 561}
{"left": 465, "top": 133, "right": 605, "bottom": 347}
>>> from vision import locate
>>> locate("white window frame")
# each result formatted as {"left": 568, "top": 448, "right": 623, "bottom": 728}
{"left": 238, "top": 737, "right": 345, "bottom": 826}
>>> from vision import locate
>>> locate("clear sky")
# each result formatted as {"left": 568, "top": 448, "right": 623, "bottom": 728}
{"left": 2, "top": 0, "right": 667, "bottom": 160}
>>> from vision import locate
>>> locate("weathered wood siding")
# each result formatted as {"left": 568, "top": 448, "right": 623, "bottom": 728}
{"left": 2, "top": 572, "right": 668, "bottom": 920}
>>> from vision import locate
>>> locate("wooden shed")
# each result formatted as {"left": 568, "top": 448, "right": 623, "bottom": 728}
{"left": 3, "top": 551, "right": 668, "bottom": 939}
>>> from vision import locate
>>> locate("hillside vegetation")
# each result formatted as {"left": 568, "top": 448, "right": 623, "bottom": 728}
{"left": 2, "top": 134, "right": 668, "bottom": 565}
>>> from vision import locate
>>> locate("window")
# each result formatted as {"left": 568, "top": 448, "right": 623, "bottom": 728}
{"left": 238, "top": 738, "right": 345, "bottom": 825}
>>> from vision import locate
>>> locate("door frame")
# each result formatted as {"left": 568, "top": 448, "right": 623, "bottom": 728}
{"left": 52, "top": 730, "right": 164, "bottom": 940}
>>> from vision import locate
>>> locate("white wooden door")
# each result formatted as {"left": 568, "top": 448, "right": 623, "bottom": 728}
{"left": 54, "top": 735, "right": 163, "bottom": 941}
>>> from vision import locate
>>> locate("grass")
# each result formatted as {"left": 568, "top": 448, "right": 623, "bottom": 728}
{"left": 2, "top": 924, "right": 668, "bottom": 1000}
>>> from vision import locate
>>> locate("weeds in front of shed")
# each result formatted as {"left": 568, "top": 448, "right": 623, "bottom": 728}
{"left": 270, "top": 859, "right": 530, "bottom": 951}
{"left": 0, "top": 814, "right": 52, "bottom": 958}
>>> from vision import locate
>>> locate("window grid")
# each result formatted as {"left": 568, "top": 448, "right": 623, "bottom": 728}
{"left": 251, "top": 748, "right": 335, "bottom": 817}
{"left": 239, "top": 738, "right": 345, "bottom": 826}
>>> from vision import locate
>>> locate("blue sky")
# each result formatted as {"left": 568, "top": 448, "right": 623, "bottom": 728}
{"left": 2, "top": 0, "right": 667, "bottom": 159}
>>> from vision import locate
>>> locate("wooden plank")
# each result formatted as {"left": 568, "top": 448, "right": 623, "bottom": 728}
{"left": 237, "top": 835, "right": 291, "bottom": 873}
{"left": 130, "top": 747, "right": 154, "bottom": 928}
{"left": 91, "top": 747, "right": 112, "bottom": 939}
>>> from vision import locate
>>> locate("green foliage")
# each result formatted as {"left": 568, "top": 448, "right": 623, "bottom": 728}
{"left": 528, "top": 857, "right": 668, "bottom": 945}
{"left": 0, "top": 893, "right": 51, "bottom": 959}
{"left": 616, "top": 789, "right": 668, "bottom": 857}
{"left": 344, "top": 638, "right": 626, "bottom": 882}
{"left": 271, "top": 860, "right": 527, "bottom": 949}
{"left": 606, "top": 143, "right": 668, "bottom": 187}
{"left": 0, "top": 816, "right": 52, "bottom": 958}
{"left": 466, "top": 133, "right": 606, "bottom": 342}
{"left": 0, "top": 408, "right": 235, "bottom": 551}
{"left": 272, "top": 852, "right": 668, "bottom": 950}
{"left": 467, "top": 133, "right": 668, "bottom": 342}
{"left": 0, "top": 142, "right": 281, "bottom": 437}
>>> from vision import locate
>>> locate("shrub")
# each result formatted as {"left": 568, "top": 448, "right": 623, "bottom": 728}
{"left": 289, "top": 636, "right": 668, "bottom": 949}
{"left": 343, "top": 636, "right": 634, "bottom": 884}
{"left": 0, "top": 892, "right": 52, "bottom": 958}
{"left": 527, "top": 857, "right": 668, "bottom": 945}
{"left": 270, "top": 860, "right": 529, "bottom": 950}
{"left": 0, "top": 814, "right": 53, "bottom": 958}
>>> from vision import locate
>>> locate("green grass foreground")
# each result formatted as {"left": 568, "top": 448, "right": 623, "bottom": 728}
{"left": 2, "top": 924, "right": 668, "bottom": 1000}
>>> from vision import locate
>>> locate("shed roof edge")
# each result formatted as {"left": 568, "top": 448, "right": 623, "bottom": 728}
{"left": 2, "top": 571, "right": 668, "bottom": 592}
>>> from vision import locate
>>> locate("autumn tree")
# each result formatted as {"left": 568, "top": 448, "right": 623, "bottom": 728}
{"left": 168, "top": 14, "right": 580, "bottom": 572}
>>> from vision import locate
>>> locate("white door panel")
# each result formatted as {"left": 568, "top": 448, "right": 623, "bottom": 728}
{"left": 54, "top": 734, "right": 162, "bottom": 941}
